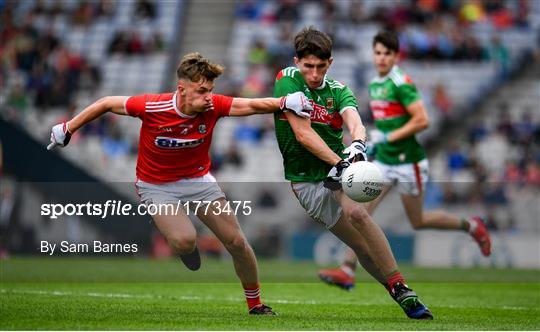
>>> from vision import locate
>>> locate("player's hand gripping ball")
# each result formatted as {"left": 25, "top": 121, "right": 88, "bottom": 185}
{"left": 341, "top": 161, "right": 384, "bottom": 203}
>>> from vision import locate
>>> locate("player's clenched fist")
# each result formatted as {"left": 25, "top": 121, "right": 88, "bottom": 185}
{"left": 47, "top": 122, "right": 72, "bottom": 150}
{"left": 323, "top": 159, "right": 351, "bottom": 191}
{"left": 344, "top": 139, "right": 367, "bottom": 163}
{"left": 279, "top": 91, "right": 313, "bottom": 118}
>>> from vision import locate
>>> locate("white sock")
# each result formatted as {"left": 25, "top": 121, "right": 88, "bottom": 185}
{"left": 340, "top": 265, "right": 355, "bottom": 277}
{"left": 468, "top": 219, "right": 478, "bottom": 234}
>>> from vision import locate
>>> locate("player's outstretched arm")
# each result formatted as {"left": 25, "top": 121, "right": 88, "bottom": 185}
{"left": 285, "top": 113, "right": 350, "bottom": 190}
{"left": 342, "top": 108, "right": 366, "bottom": 142}
{"left": 341, "top": 108, "right": 368, "bottom": 162}
{"left": 229, "top": 92, "right": 312, "bottom": 118}
{"left": 383, "top": 100, "right": 429, "bottom": 143}
{"left": 47, "top": 96, "right": 129, "bottom": 150}
{"left": 285, "top": 112, "right": 341, "bottom": 166}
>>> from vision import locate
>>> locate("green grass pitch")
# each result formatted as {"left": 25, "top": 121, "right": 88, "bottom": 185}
{"left": 1, "top": 257, "right": 539, "bottom": 330}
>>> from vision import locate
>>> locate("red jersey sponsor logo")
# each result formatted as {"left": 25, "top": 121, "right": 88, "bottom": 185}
{"left": 155, "top": 137, "right": 204, "bottom": 149}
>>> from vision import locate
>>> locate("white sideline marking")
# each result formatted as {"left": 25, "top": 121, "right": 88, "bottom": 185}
{"left": 1, "top": 289, "right": 534, "bottom": 311}
{"left": 0, "top": 288, "right": 224, "bottom": 302}
{"left": 441, "top": 303, "right": 533, "bottom": 311}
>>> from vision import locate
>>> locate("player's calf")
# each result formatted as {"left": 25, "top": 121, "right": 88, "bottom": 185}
{"left": 221, "top": 234, "right": 250, "bottom": 257}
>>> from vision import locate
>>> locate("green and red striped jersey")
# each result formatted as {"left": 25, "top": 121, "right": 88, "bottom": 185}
{"left": 368, "top": 65, "right": 426, "bottom": 164}
{"left": 273, "top": 67, "right": 358, "bottom": 182}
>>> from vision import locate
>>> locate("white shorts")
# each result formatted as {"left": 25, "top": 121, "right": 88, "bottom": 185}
{"left": 291, "top": 182, "right": 342, "bottom": 229}
{"left": 135, "top": 173, "right": 226, "bottom": 206}
{"left": 373, "top": 159, "right": 429, "bottom": 196}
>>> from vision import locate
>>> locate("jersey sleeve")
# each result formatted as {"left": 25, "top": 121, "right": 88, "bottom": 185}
{"left": 337, "top": 86, "right": 359, "bottom": 115}
{"left": 212, "top": 94, "right": 233, "bottom": 118}
{"left": 397, "top": 78, "right": 421, "bottom": 106}
{"left": 124, "top": 94, "right": 146, "bottom": 119}
{"left": 273, "top": 74, "right": 303, "bottom": 98}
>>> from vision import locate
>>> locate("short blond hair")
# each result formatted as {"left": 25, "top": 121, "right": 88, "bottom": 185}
{"left": 176, "top": 52, "right": 224, "bottom": 82}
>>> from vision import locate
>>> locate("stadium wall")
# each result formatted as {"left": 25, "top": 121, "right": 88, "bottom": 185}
{"left": 414, "top": 231, "right": 540, "bottom": 268}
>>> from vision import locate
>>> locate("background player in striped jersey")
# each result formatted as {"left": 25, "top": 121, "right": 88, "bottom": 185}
{"left": 318, "top": 31, "right": 492, "bottom": 290}
{"left": 273, "top": 27, "right": 432, "bottom": 320}
{"left": 47, "top": 52, "right": 312, "bottom": 315}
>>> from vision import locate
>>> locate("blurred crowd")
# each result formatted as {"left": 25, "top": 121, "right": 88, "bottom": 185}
{"left": 432, "top": 101, "right": 539, "bottom": 230}
{"left": 108, "top": 30, "right": 164, "bottom": 55}
{"left": 1, "top": 0, "right": 169, "bottom": 163}
{"left": 1, "top": 0, "right": 165, "bottom": 113}
{"left": 234, "top": 0, "right": 529, "bottom": 97}
{"left": 231, "top": 6, "right": 534, "bottom": 124}
{"left": 237, "top": 0, "right": 527, "bottom": 55}
{"left": 1, "top": 5, "right": 101, "bottom": 111}
{"left": 442, "top": 105, "right": 539, "bottom": 192}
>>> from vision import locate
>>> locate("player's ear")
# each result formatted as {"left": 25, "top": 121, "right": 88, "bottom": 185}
{"left": 328, "top": 57, "right": 333, "bottom": 66}
{"left": 293, "top": 56, "right": 300, "bottom": 67}
{"left": 178, "top": 80, "right": 186, "bottom": 96}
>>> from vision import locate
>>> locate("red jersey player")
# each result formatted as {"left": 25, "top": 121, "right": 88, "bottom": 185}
{"left": 47, "top": 52, "right": 312, "bottom": 315}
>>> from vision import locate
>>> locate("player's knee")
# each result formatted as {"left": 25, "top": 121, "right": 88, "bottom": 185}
{"left": 223, "top": 234, "right": 250, "bottom": 255}
{"left": 346, "top": 207, "right": 370, "bottom": 225}
{"left": 167, "top": 234, "right": 196, "bottom": 254}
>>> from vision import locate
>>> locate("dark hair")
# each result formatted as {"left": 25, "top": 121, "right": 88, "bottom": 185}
{"left": 294, "top": 26, "right": 332, "bottom": 60}
{"left": 373, "top": 31, "right": 400, "bottom": 53}
{"left": 176, "top": 52, "right": 224, "bottom": 82}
